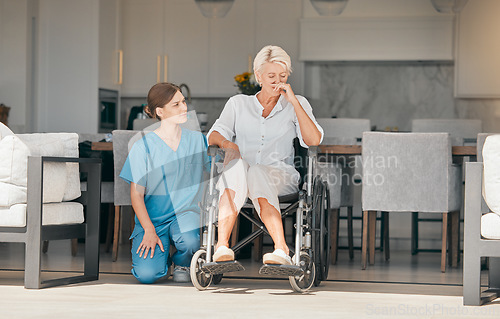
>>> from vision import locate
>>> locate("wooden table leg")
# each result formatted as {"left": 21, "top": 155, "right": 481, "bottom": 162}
{"left": 361, "top": 210, "right": 369, "bottom": 270}
{"left": 368, "top": 211, "right": 376, "bottom": 265}
{"left": 112, "top": 206, "right": 121, "bottom": 262}
{"left": 441, "top": 212, "right": 448, "bottom": 273}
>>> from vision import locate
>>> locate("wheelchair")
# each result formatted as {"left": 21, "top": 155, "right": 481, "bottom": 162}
{"left": 190, "top": 140, "right": 331, "bottom": 293}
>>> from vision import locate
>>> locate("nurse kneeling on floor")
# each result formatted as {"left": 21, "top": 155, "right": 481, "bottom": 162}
{"left": 120, "top": 83, "right": 209, "bottom": 284}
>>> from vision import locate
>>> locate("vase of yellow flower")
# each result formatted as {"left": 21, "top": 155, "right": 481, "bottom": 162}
{"left": 234, "top": 72, "right": 260, "bottom": 95}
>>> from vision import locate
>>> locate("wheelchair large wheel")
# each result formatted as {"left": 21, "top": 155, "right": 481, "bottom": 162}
{"left": 190, "top": 249, "right": 212, "bottom": 291}
{"left": 311, "top": 179, "right": 331, "bottom": 286}
{"left": 289, "top": 252, "right": 315, "bottom": 293}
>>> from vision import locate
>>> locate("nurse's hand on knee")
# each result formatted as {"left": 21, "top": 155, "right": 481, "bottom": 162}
{"left": 137, "top": 230, "right": 164, "bottom": 259}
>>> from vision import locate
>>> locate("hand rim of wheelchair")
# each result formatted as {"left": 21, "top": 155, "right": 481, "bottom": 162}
{"left": 289, "top": 251, "right": 316, "bottom": 293}
{"left": 190, "top": 249, "right": 213, "bottom": 290}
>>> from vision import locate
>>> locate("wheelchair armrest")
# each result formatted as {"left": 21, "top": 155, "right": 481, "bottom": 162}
{"left": 208, "top": 145, "right": 220, "bottom": 157}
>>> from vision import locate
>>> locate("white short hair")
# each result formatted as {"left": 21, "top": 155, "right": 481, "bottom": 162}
{"left": 253, "top": 45, "right": 293, "bottom": 77}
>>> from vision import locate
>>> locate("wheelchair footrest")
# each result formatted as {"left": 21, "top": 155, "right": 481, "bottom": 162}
{"left": 201, "top": 261, "right": 245, "bottom": 275}
{"left": 259, "top": 264, "right": 303, "bottom": 277}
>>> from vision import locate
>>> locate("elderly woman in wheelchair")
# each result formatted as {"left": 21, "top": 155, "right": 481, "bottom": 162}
{"left": 190, "top": 45, "right": 330, "bottom": 292}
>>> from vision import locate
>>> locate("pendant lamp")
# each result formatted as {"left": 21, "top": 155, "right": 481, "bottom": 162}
{"left": 195, "top": 0, "right": 234, "bottom": 18}
{"left": 310, "top": 0, "right": 348, "bottom": 16}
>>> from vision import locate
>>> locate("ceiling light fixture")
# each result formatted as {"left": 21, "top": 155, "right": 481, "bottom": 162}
{"left": 430, "top": 0, "right": 469, "bottom": 13}
{"left": 310, "top": 0, "right": 349, "bottom": 16}
{"left": 194, "top": 0, "right": 234, "bottom": 18}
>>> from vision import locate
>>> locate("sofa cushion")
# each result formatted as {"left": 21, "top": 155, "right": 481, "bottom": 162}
{"left": 0, "top": 122, "right": 14, "bottom": 139}
{"left": 482, "top": 135, "right": 500, "bottom": 215}
{"left": 0, "top": 135, "right": 66, "bottom": 204}
{"left": 0, "top": 135, "right": 30, "bottom": 187}
{"left": 17, "top": 133, "right": 81, "bottom": 201}
{"left": 0, "top": 202, "right": 84, "bottom": 227}
{"left": 481, "top": 213, "right": 500, "bottom": 240}
{"left": 0, "top": 182, "right": 27, "bottom": 206}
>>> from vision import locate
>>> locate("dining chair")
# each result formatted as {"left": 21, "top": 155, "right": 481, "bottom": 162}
{"left": 133, "top": 118, "right": 159, "bottom": 131}
{"left": 411, "top": 119, "right": 482, "bottom": 145}
{"left": 111, "top": 130, "right": 144, "bottom": 261}
{"left": 316, "top": 118, "right": 371, "bottom": 263}
{"left": 463, "top": 134, "right": 500, "bottom": 305}
{"left": 410, "top": 118, "right": 482, "bottom": 256}
{"left": 361, "top": 132, "right": 462, "bottom": 272}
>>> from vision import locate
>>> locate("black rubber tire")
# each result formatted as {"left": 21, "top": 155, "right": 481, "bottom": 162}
{"left": 312, "top": 179, "right": 331, "bottom": 286}
{"left": 212, "top": 274, "right": 223, "bottom": 285}
{"left": 320, "top": 181, "right": 331, "bottom": 281}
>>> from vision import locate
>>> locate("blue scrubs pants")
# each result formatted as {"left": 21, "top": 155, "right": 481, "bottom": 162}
{"left": 131, "top": 215, "right": 200, "bottom": 284}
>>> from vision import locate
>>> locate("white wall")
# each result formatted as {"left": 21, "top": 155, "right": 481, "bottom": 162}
{"left": 36, "top": 0, "right": 99, "bottom": 133}
{"left": 0, "top": 0, "right": 29, "bottom": 133}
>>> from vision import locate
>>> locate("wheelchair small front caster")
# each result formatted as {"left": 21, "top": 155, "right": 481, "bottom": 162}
{"left": 190, "top": 249, "right": 213, "bottom": 290}
{"left": 289, "top": 252, "right": 315, "bottom": 293}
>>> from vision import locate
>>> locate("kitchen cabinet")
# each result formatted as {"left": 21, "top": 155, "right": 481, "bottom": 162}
{"left": 164, "top": 0, "right": 210, "bottom": 96}
{"left": 120, "top": 0, "right": 303, "bottom": 97}
{"left": 455, "top": 0, "right": 500, "bottom": 98}
{"left": 121, "top": 0, "right": 210, "bottom": 97}
{"left": 207, "top": 0, "right": 255, "bottom": 96}
{"left": 36, "top": 0, "right": 100, "bottom": 133}
{"left": 255, "top": 0, "right": 303, "bottom": 93}
{"left": 121, "top": 0, "right": 164, "bottom": 96}
{"left": 99, "top": 0, "right": 122, "bottom": 91}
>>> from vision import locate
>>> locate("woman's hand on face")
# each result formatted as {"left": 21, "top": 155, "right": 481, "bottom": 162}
{"left": 273, "top": 82, "right": 296, "bottom": 102}
{"left": 137, "top": 229, "right": 164, "bottom": 259}
{"left": 222, "top": 141, "right": 241, "bottom": 166}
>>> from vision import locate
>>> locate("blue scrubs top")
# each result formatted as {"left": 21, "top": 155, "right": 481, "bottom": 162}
{"left": 119, "top": 128, "right": 210, "bottom": 239}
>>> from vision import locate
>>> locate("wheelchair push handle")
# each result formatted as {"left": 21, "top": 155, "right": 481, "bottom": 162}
{"left": 208, "top": 145, "right": 220, "bottom": 157}
{"left": 307, "top": 145, "right": 318, "bottom": 158}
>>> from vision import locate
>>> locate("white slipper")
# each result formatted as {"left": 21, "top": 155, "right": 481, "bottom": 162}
{"left": 213, "top": 245, "right": 235, "bottom": 262}
{"left": 263, "top": 249, "right": 292, "bottom": 265}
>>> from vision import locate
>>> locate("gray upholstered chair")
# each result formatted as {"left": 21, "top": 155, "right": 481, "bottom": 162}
{"left": 111, "top": 130, "right": 144, "bottom": 261}
{"left": 410, "top": 119, "right": 482, "bottom": 255}
{"left": 361, "top": 132, "right": 462, "bottom": 272}
{"left": 316, "top": 118, "right": 370, "bottom": 263}
{"left": 133, "top": 118, "right": 159, "bottom": 131}
{"left": 0, "top": 127, "right": 101, "bottom": 288}
{"left": 463, "top": 134, "right": 500, "bottom": 305}
{"left": 411, "top": 119, "right": 482, "bottom": 146}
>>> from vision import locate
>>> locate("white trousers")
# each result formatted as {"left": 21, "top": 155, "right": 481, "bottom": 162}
{"left": 216, "top": 159, "right": 299, "bottom": 216}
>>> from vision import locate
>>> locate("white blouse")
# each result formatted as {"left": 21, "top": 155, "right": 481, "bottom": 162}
{"left": 207, "top": 93, "right": 324, "bottom": 177}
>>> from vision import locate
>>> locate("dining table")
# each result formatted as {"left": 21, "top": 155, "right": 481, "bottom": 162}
{"left": 92, "top": 142, "right": 477, "bottom": 157}
{"left": 318, "top": 144, "right": 477, "bottom": 157}
{"left": 92, "top": 131, "right": 476, "bottom": 171}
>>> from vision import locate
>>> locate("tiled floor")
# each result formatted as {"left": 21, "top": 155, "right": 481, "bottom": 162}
{"left": 0, "top": 240, "right": 465, "bottom": 285}
{"left": 0, "top": 240, "right": 499, "bottom": 318}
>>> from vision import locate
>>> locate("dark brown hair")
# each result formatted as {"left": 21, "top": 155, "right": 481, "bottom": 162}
{"left": 145, "top": 82, "right": 181, "bottom": 120}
